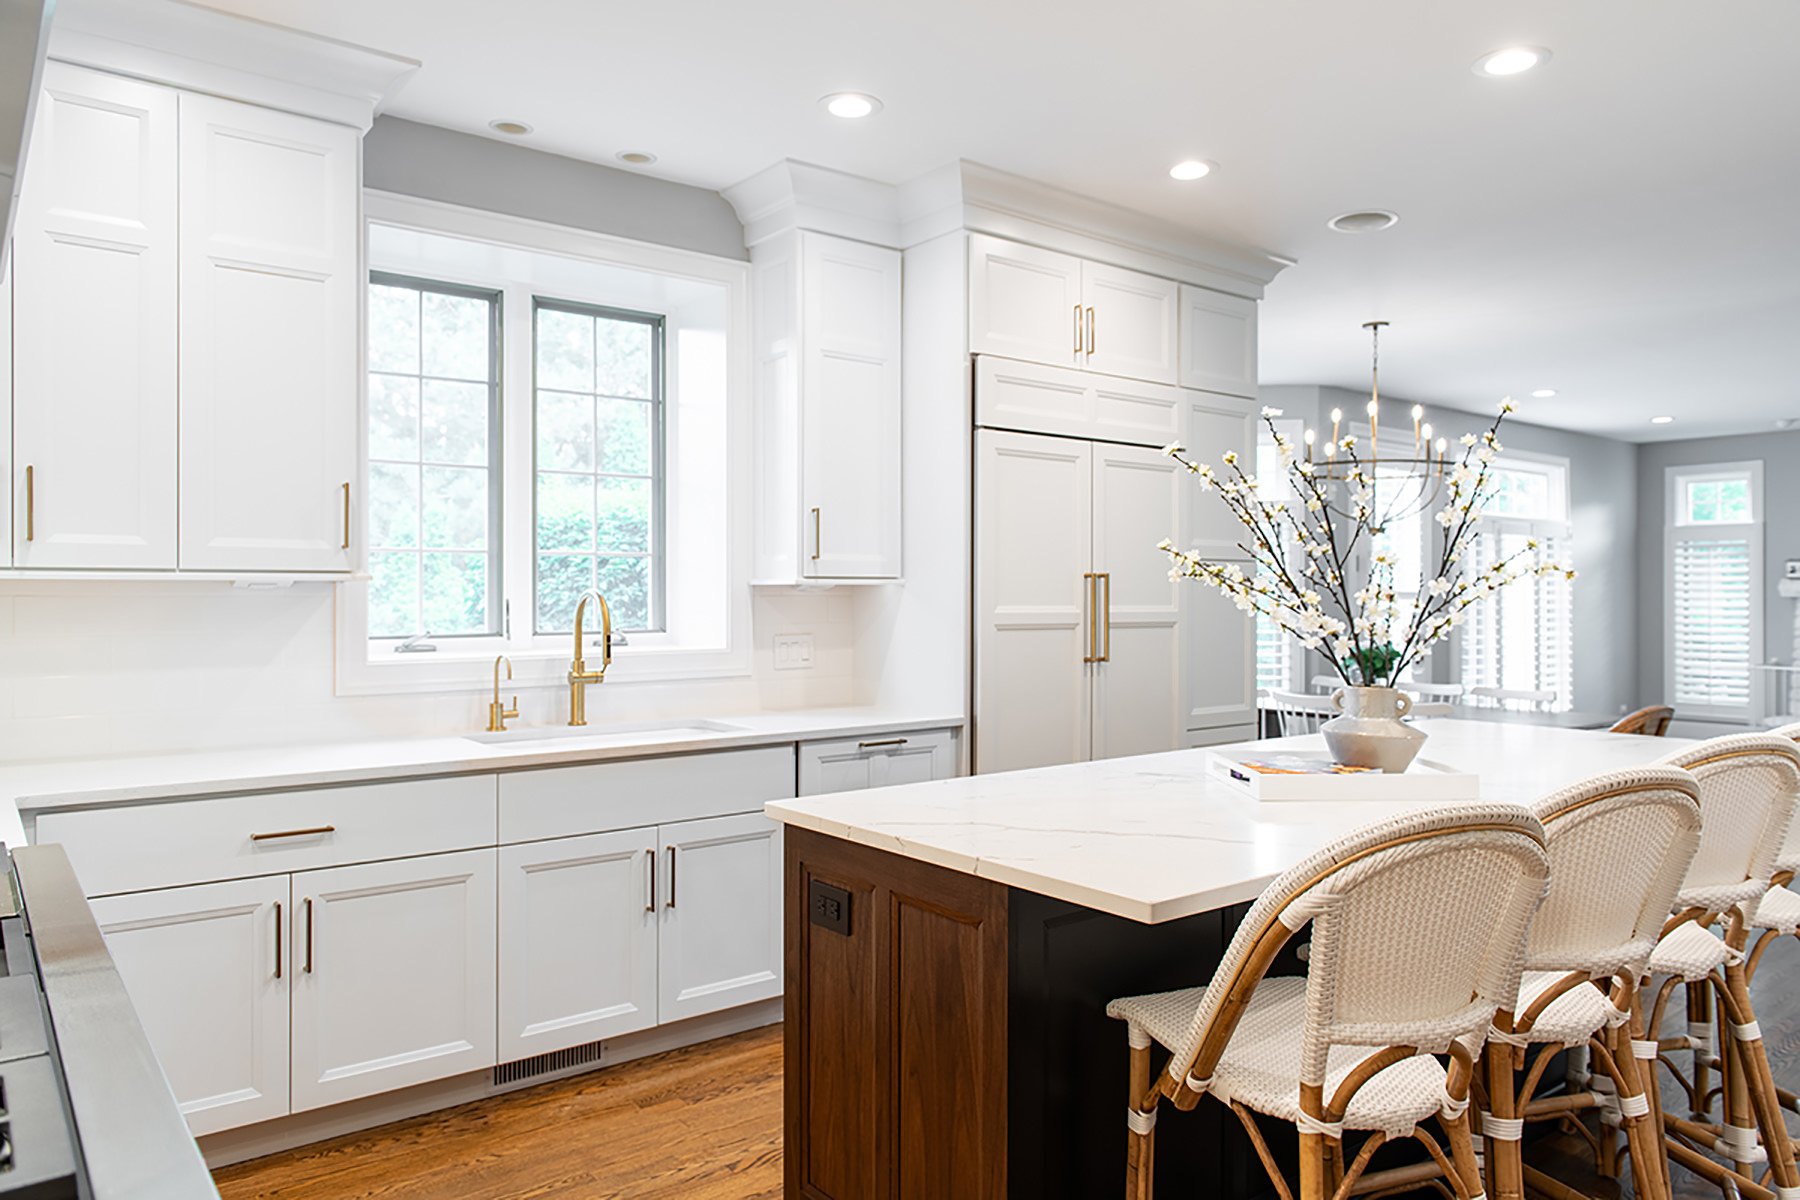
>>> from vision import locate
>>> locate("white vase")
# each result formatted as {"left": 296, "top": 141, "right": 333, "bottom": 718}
{"left": 1322, "top": 686, "right": 1428, "bottom": 773}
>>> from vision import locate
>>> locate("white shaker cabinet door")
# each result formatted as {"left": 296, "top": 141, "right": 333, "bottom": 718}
{"left": 90, "top": 876, "right": 292, "bottom": 1137}
{"left": 290, "top": 849, "right": 497, "bottom": 1112}
{"left": 868, "top": 729, "right": 958, "bottom": 786}
{"left": 656, "top": 813, "right": 783, "bottom": 1024}
{"left": 1186, "top": 391, "right": 1257, "bottom": 558}
{"left": 0, "top": 254, "right": 10, "bottom": 567}
{"left": 498, "top": 829, "right": 659, "bottom": 1061}
{"left": 1183, "top": 563, "right": 1258, "bottom": 732}
{"left": 800, "top": 232, "right": 901, "bottom": 578}
{"left": 12, "top": 62, "right": 178, "bottom": 568}
{"left": 1081, "top": 261, "right": 1179, "bottom": 385}
{"left": 968, "top": 233, "right": 1083, "bottom": 370}
{"left": 177, "top": 93, "right": 359, "bottom": 572}
{"left": 1178, "top": 285, "right": 1258, "bottom": 399}
{"left": 974, "top": 429, "right": 1093, "bottom": 773}
{"left": 1090, "top": 442, "right": 1186, "bottom": 760}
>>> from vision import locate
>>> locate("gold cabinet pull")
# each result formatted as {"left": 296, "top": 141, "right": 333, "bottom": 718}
{"left": 304, "top": 897, "right": 314, "bottom": 974}
{"left": 1099, "top": 572, "right": 1112, "bottom": 662}
{"left": 1073, "top": 303, "right": 1083, "bottom": 354}
{"left": 251, "top": 825, "right": 336, "bottom": 842}
{"left": 857, "top": 737, "right": 909, "bottom": 751}
{"left": 341, "top": 482, "right": 351, "bottom": 549}
{"left": 645, "top": 847, "right": 656, "bottom": 914}
{"left": 24, "top": 464, "right": 33, "bottom": 542}
{"left": 1082, "top": 572, "right": 1100, "bottom": 663}
{"left": 666, "top": 846, "right": 677, "bottom": 910}
{"left": 274, "top": 901, "right": 283, "bottom": 980}
{"left": 1086, "top": 306, "right": 1096, "bottom": 355}
{"left": 810, "top": 507, "right": 821, "bottom": 561}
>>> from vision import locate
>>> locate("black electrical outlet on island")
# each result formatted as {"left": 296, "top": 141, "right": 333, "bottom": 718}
{"left": 809, "top": 880, "right": 852, "bottom": 936}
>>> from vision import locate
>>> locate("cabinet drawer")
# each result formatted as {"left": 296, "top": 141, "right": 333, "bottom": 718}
{"left": 36, "top": 775, "right": 498, "bottom": 897}
{"left": 798, "top": 728, "right": 959, "bottom": 796}
{"left": 500, "top": 746, "right": 797, "bottom": 844}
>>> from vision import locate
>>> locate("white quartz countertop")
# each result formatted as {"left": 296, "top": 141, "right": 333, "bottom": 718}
{"left": 0, "top": 708, "right": 964, "bottom": 839}
{"left": 764, "top": 720, "right": 1691, "bottom": 924}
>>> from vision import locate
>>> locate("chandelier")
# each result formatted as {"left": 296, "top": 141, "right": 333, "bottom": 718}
{"left": 1305, "top": 321, "right": 1451, "bottom": 529}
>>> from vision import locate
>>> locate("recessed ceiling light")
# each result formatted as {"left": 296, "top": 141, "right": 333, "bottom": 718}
{"left": 1169, "top": 159, "right": 1215, "bottom": 181}
{"left": 1650, "top": 415, "right": 1675, "bottom": 425}
{"left": 1530, "top": 388, "right": 1557, "bottom": 398}
{"left": 1327, "top": 210, "right": 1400, "bottom": 234}
{"left": 488, "top": 119, "right": 533, "bottom": 136}
{"left": 821, "top": 92, "right": 882, "bottom": 119}
{"left": 1474, "top": 46, "right": 1552, "bottom": 77}
{"left": 615, "top": 151, "right": 657, "bottom": 166}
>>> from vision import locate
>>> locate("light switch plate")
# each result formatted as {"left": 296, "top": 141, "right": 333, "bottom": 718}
{"left": 774, "top": 633, "right": 815, "bottom": 670}
{"left": 1786, "top": 560, "right": 1800, "bottom": 580}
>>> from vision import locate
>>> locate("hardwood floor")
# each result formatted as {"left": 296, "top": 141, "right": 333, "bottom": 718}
{"left": 214, "top": 935, "right": 1800, "bottom": 1200}
{"left": 213, "top": 1025, "right": 783, "bottom": 1200}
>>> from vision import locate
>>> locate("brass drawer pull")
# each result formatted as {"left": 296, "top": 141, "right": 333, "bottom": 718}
{"left": 645, "top": 847, "right": 656, "bottom": 914}
{"left": 1082, "top": 572, "right": 1100, "bottom": 663}
{"left": 1099, "top": 571, "right": 1112, "bottom": 662}
{"left": 1073, "top": 303, "right": 1082, "bottom": 354}
{"left": 858, "top": 738, "right": 909, "bottom": 750}
{"left": 252, "top": 825, "right": 336, "bottom": 842}
{"left": 24, "top": 465, "right": 34, "bottom": 542}
{"left": 274, "top": 901, "right": 282, "bottom": 979}
{"left": 341, "top": 482, "right": 351, "bottom": 550}
{"left": 666, "top": 846, "right": 677, "bottom": 910}
{"left": 304, "top": 897, "right": 314, "bottom": 973}
{"left": 1085, "top": 306, "right": 1095, "bottom": 355}
{"left": 811, "top": 507, "right": 821, "bottom": 561}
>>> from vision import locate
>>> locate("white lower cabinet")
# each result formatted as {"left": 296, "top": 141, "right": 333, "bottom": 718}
{"left": 498, "top": 829, "right": 659, "bottom": 1061}
{"left": 90, "top": 876, "right": 292, "bottom": 1137}
{"left": 656, "top": 813, "right": 783, "bottom": 1024}
{"left": 290, "top": 848, "right": 497, "bottom": 1112}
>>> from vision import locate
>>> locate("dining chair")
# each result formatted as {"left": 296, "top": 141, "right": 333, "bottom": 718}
{"left": 1310, "top": 674, "right": 1343, "bottom": 696}
{"left": 1107, "top": 803, "right": 1550, "bottom": 1200}
{"left": 1470, "top": 686, "right": 1558, "bottom": 713}
{"left": 1478, "top": 766, "right": 1702, "bottom": 1200}
{"left": 1638, "top": 734, "right": 1800, "bottom": 1200}
{"left": 1404, "top": 682, "right": 1467, "bottom": 705}
{"left": 1266, "top": 690, "right": 1336, "bottom": 737}
{"left": 1610, "top": 706, "right": 1676, "bottom": 737}
{"left": 1407, "top": 702, "right": 1456, "bottom": 719}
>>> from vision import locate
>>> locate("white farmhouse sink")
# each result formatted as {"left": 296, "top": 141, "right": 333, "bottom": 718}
{"left": 464, "top": 719, "right": 744, "bottom": 746}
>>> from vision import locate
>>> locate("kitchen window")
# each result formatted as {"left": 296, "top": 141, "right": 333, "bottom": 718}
{"left": 337, "top": 192, "right": 751, "bottom": 696}
{"left": 1666, "top": 462, "right": 1762, "bottom": 719}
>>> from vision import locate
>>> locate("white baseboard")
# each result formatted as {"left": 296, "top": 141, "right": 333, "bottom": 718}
{"left": 198, "top": 999, "right": 783, "bottom": 1169}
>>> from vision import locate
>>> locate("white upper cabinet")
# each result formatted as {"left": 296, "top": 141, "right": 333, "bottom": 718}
{"left": 1080, "top": 262, "right": 1179, "bottom": 384}
{"left": 970, "top": 234, "right": 1182, "bottom": 386}
{"left": 11, "top": 62, "right": 177, "bottom": 569}
{"left": 1178, "top": 285, "right": 1258, "bottom": 398}
{"left": 177, "top": 93, "right": 358, "bottom": 572}
{"left": 0, "top": 253, "right": 10, "bottom": 567}
{"left": 751, "top": 229, "right": 901, "bottom": 582}
{"left": 975, "top": 356, "right": 1183, "bottom": 448}
{"left": 968, "top": 234, "right": 1084, "bottom": 368}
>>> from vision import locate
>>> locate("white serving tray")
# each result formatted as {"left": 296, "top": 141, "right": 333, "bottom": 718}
{"left": 1206, "top": 751, "right": 1481, "bottom": 803}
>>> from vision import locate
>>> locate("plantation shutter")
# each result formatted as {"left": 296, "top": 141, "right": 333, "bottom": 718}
{"left": 1670, "top": 535, "right": 1754, "bottom": 710}
{"left": 1256, "top": 611, "right": 1293, "bottom": 692}
{"left": 1457, "top": 523, "right": 1573, "bottom": 709}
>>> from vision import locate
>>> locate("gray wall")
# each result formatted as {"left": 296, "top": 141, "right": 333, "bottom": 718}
{"left": 1635, "top": 430, "right": 1800, "bottom": 714}
{"left": 363, "top": 117, "right": 746, "bottom": 260}
{"left": 1259, "top": 386, "right": 1641, "bottom": 716}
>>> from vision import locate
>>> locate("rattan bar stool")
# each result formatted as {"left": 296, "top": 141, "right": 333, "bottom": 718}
{"left": 1106, "top": 804, "right": 1551, "bottom": 1200}
{"left": 1738, "top": 724, "right": 1800, "bottom": 1149}
{"left": 1638, "top": 733, "right": 1800, "bottom": 1200}
{"left": 1477, "top": 766, "right": 1702, "bottom": 1200}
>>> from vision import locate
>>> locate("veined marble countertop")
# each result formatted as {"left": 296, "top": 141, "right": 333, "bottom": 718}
{"left": 0, "top": 707, "right": 965, "bottom": 847}
{"left": 765, "top": 719, "right": 1692, "bottom": 924}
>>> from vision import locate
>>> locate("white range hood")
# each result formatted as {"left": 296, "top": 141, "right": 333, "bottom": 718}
{"left": 0, "top": 0, "right": 54, "bottom": 275}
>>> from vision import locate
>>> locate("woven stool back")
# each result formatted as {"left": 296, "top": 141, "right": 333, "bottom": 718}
{"left": 1657, "top": 733, "right": 1800, "bottom": 912}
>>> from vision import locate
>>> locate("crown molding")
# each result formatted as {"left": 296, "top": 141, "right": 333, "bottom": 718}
{"left": 725, "top": 157, "right": 1291, "bottom": 298}
{"left": 48, "top": 0, "right": 417, "bottom": 130}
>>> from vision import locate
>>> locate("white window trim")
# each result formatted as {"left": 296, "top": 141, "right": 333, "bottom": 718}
{"left": 334, "top": 191, "right": 753, "bottom": 697}
{"left": 1664, "top": 460, "right": 1764, "bottom": 721}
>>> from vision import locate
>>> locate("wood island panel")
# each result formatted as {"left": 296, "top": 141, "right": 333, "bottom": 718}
{"left": 784, "top": 826, "right": 1008, "bottom": 1200}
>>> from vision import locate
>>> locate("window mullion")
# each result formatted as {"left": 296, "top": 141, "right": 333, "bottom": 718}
{"left": 501, "top": 282, "right": 537, "bottom": 653}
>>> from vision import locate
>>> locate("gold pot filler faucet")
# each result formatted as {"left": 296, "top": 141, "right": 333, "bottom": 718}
{"left": 567, "top": 588, "right": 616, "bottom": 726}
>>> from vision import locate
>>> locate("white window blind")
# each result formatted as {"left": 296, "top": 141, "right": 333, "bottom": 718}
{"left": 1256, "top": 612, "right": 1293, "bottom": 693}
{"left": 1670, "top": 536, "right": 1755, "bottom": 709}
{"left": 1458, "top": 525, "right": 1573, "bottom": 710}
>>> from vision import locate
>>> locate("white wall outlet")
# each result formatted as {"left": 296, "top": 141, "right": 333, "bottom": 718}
{"left": 773, "top": 633, "right": 816, "bottom": 670}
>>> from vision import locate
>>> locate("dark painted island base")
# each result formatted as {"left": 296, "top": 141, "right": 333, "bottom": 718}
{"left": 783, "top": 825, "right": 1307, "bottom": 1200}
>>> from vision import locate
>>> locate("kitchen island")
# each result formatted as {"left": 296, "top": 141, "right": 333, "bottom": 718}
{"left": 765, "top": 720, "right": 1684, "bottom": 1200}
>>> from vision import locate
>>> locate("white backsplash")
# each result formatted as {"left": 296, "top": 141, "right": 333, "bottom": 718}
{"left": 0, "top": 580, "right": 860, "bottom": 762}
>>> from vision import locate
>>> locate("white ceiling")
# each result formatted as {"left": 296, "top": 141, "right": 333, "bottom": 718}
{"left": 201, "top": 0, "right": 1800, "bottom": 443}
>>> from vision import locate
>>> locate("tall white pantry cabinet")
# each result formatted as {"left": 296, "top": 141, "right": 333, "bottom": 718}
{"left": 971, "top": 234, "right": 1260, "bottom": 773}
{"left": 6, "top": 58, "right": 361, "bottom": 573}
